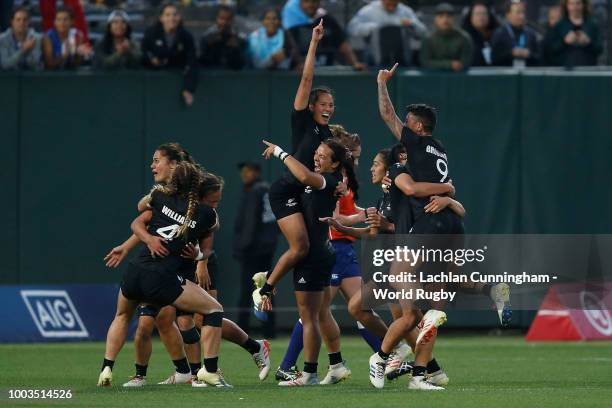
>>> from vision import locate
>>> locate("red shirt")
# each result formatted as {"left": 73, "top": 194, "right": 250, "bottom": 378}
{"left": 329, "top": 188, "right": 358, "bottom": 242}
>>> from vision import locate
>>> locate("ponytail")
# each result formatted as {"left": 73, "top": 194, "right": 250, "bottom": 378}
{"left": 323, "top": 139, "right": 359, "bottom": 201}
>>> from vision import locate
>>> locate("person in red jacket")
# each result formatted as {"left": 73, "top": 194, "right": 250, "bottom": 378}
{"left": 40, "top": 0, "right": 89, "bottom": 43}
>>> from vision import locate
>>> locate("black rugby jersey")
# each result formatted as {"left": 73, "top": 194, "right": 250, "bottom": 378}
{"left": 401, "top": 127, "right": 450, "bottom": 220}
{"left": 290, "top": 108, "right": 333, "bottom": 172}
{"left": 375, "top": 191, "right": 394, "bottom": 230}
{"left": 388, "top": 163, "right": 414, "bottom": 235}
{"left": 133, "top": 190, "right": 218, "bottom": 272}
{"left": 300, "top": 171, "right": 342, "bottom": 261}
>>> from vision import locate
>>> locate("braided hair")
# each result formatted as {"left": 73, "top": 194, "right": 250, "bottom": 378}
{"left": 152, "top": 161, "right": 203, "bottom": 239}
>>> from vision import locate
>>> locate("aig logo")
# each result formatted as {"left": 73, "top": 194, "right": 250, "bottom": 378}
{"left": 20, "top": 290, "right": 89, "bottom": 338}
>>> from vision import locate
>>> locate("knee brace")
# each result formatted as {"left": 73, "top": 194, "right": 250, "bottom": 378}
{"left": 180, "top": 326, "right": 201, "bottom": 344}
{"left": 202, "top": 311, "right": 223, "bottom": 327}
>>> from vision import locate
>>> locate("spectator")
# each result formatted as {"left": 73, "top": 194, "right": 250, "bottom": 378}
{"left": 94, "top": 10, "right": 141, "bottom": 70}
{"left": 491, "top": 0, "right": 539, "bottom": 67}
{"left": 39, "top": 0, "right": 89, "bottom": 43}
{"left": 247, "top": 8, "right": 299, "bottom": 70}
{"left": 281, "top": 0, "right": 311, "bottom": 30}
{"left": 347, "top": 0, "right": 427, "bottom": 67}
{"left": 546, "top": 0, "right": 602, "bottom": 67}
{"left": 200, "top": 6, "right": 247, "bottom": 70}
{"left": 42, "top": 6, "right": 92, "bottom": 70}
{"left": 0, "top": 7, "right": 42, "bottom": 71}
{"left": 420, "top": 3, "right": 473, "bottom": 72}
{"left": 541, "top": 5, "right": 563, "bottom": 66}
{"left": 461, "top": 1, "right": 499, "bottom": 66}
{"left": 233, "top": 161, "right": 278, "bottom": 337}
{"left": 348, "top": 0, "right": 427, "bottom": 40}
{"left": 142, "top": 2, "right": 198, "bottom": 106}
{"left": 287, "top": 0, "right": 366, "bottom": 70}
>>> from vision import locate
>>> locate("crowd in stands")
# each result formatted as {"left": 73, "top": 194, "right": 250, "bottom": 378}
{"left": 0, "top": 0, "right": 606, "bottom": 101}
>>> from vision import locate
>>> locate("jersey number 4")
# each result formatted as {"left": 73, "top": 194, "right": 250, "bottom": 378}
{"left": 156, "top": 224, "right": 179, "bottom": 240}
{"left": 436, "top": 159, "right": 449, "bottom": 182}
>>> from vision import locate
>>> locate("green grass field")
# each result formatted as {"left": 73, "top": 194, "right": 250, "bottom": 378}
{"left": 1, "top": 336, "right": 611, "bottom": 407}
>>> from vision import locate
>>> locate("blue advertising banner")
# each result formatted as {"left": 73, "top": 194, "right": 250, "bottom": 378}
{"left": 0, "top": 285, "right": 137, "bottom": 343}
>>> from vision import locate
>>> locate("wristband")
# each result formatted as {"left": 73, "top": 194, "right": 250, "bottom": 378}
{"left": 273, "top": 146, "right": 286, "bottom": 158}
{"left": 259, "top": 283, "right": 275, "bottom": 297}
{"left": 195, "top": 246, "right": 204, "bottom": 261}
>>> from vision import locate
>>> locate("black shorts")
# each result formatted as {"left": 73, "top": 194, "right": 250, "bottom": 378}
{"left": 410, "top": 209, "right": 465, "bottom": 234}
{"left": 269, "top": 177, "right": 303, "bottom": 220}
{"left": 121, "top": 263, "right": 186, "bottom": 307}
{"left": 293, "top": 253, "right": 336, "bottom": 292}
{"left": 409, "top": 209, "right": 465, "bottom": 278}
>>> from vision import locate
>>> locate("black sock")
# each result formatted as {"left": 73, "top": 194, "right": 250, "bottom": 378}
{"left": 190, "top": 362, "right": 201, "bottom": 376}
{"left": 203, "top": 357, "right": 218, "bottom": 373}
{"left": 412, "top": 365, "right": 427, "bottom": 377}
{"left": 329, "top": 352, "right": 343, "bottom": 366}
{"left": 135, "top": 364, "right": 148, "bottom": 377}
{"left": 173, "top": 358, "right": 190, "bottom": 374}
{"left": 102, "top": 358, "right": 114, "bottom": 371}
{"left": 303, "top": 362, "right": 318, "bottom": 374}
{"left": 427, "top": 358, "right": 441, "bottom": 373}
{"left": 378, "top": 351, "right": 390, "bottom": 360}
{"left": 482, "top": 283, "right": 494, "bottom": 296}
{"left": 241, "top": 338, "right": 261, "bottom": 355}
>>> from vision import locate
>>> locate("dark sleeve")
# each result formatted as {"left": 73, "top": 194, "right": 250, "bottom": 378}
{"left": 291, "top": 108, "right": 312, "bottom": 151}
{"left": 182, "top": 31, "right": 198, "bottom": 92}
{"left": 400, "top": 126, "right": 419, "bottom": 153}
{"left": 322, "top": 16, "right": 346, "bottom": 48}
{"left": 491, "top": 28, "right": 512, "bottom": 66}
{"left": 283, "top": 29, "right": 300, "bottom": 68}
{"left": 388, "top": 163, "right": 409, "bottom": 184}
{"left": 586, "top": 20, "right": 603, "bottom": 57}
{"left": 321, "top": 172, "right": 342, "bottom": 195}
{"left": 200, "top": 206, "right": 219, "bottom": 232}
{"left": 149, "top": 190, "right": 162, "bottom": 210}
{"left": 225, "top": 35, "right": 247, "bottom": 70}
{"left": 527, "top": 30, "right": 539, "bottom": 66}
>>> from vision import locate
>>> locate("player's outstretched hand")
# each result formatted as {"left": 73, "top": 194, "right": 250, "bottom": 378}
{"left": 262, "top": 140, "right": 278, "bottom": 160}
{"left": 377, "top": 63, "right": 398, "bottom": 84}
{"left": 312, "top": 19, "right": 324, "bottom": 42}
{"left": 146, "top": 236, "right": 169, "bottom": 258}
{"left": 104, "top": 245, "right": 128, "bottom": 268}
{"left": 319, "top": 216, "right": 344, "bottom": 231}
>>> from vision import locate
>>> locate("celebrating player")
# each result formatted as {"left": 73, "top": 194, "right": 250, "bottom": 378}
{"left": 257, "top": 20, "right": 340, "bottom": 307}
{"left": 98, "top": 161, "right": 231, "bottom": 388}
{"left": 257, "top": 139, "right": 357, "bottom": 386}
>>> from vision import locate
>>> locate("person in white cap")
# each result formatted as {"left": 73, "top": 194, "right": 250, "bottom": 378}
{"left": 94, "top": 9, "right": 141, "bottom": 69}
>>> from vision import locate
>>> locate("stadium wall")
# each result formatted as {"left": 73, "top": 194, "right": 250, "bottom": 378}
{"left": 1, "top": 70, "right": 611, "bottom": 330}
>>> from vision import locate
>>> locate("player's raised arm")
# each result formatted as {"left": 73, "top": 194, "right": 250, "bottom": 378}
{"left": 377, "top": 63, "right": 403, "bottom": 140}
{"left": 294, "top": 20, "right": 324, "bottom": 111}
{"left": 262, "top": 140, "right": 326, "bottom": 189}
